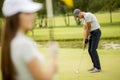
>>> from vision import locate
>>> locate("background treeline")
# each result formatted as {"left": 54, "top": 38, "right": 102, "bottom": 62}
{"left": 0, "top": 0, "right": 120, "bottom": 27}
{"left": 0, "top": 0, "right": 120, "bottom": 17}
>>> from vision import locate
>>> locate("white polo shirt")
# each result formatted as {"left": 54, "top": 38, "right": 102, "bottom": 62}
{"left": 82, "top": 12, "right": 100, "bottom": 32}
{"left": 11, "top": 32, "right": 45, "bottom": 80}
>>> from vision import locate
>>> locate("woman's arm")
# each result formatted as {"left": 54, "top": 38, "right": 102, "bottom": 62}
{"left": 27, "top": 57, "right": 56, "bottom": 80}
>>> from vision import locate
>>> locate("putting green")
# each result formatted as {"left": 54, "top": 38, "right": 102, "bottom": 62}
{"left": 39, "top": 48, "right": 120, "bottom": 80}
{"left": 0, "top": 48, "right": 120, "bottom": 80}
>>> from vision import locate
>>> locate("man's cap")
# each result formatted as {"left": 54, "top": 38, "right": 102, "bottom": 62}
{"left": 73, "top": 9, "right": 81, "bottom": 18}
{"left": 2, "top": 0, "right": 42, "bottom": 17}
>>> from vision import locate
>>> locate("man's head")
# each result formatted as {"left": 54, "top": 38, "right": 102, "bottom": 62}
{"left": 73, "top": 9, "right": 83, "bottom": 19}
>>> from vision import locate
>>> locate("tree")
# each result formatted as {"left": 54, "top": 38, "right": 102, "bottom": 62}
{"left": 101, "top": 0, "right": 120, "bottom": 23}
{"left": 34, "top": 0, "right": 48, "bottom": 27}
{"left": 0, "top": 0, "right": 4, "bottom": 18}
{"left": 74, "top": 0, "right": 120, "bottom": 23}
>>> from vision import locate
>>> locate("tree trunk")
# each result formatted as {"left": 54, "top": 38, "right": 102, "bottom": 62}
{"left": 39, "top": 18, "right": 43, "bottom": 28}
{"left": 110, "top": 6, "right": 112, "bottom": 23}
{"left": 39, "top": 14, "right": 44, "bottom": 28}
{"left": 45, "top": 15, "right": 48, "bottom": 27}
{"left": 67, "top": 13, "right": 70, "bottom": 26}
{"left": 31, "top": 29, "right": 34, "bottom": 38}
{"left": 64, "top": 14, "right": 67, "bottom": 26}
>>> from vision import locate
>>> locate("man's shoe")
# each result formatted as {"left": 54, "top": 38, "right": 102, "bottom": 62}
{"left": 90, "top": 68, "right": 101, "bottom": 73}
{"left": 88, "top": 67, "right": 95, "bottom": 71}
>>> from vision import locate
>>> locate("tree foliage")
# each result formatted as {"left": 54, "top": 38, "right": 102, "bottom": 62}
{"left": 0, "top": 0, "right": 4, "bottom": 17}
{"left": 0, "top": 0, "right": 120, "bottom": 18}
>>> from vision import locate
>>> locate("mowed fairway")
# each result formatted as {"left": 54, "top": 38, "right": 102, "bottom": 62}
{"left": 28, "top": 25, "right": 120, "bottom": 40}
{"left": 40, "top": 48, "right": 120, "bottom": 80}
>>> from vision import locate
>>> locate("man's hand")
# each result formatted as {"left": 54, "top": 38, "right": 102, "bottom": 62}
{"left": 83, "top": 39, "right": 88, "bottom": 48}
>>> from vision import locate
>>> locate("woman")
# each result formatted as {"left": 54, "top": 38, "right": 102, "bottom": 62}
{"left": 1, "top": 0, "right": 58, "bottom": 80}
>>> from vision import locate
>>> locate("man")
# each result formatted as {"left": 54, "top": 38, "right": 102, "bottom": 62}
{"left": 73, "top": 9, "right": 101, "bottom": 73}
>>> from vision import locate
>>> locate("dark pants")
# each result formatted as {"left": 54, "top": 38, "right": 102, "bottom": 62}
{"left": 88, "top": 29, "right": 101, "bottom": 69}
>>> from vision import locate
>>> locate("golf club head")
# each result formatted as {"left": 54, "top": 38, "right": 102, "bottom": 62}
{"left": 75, "top": 48, "right": 85, "bottom": 75}
{"left": 73, "top": 66, "right": 79, "bottom": 74}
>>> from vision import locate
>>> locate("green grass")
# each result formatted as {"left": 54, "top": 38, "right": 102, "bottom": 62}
{"left": 95, "top": 12, "right": 120, "bottom": 24}
{"left": 28, "top": 24, "right": 120, "bottom": 41}
{"left": 27, "top": 11, "right": 120, "bottom": 48}
{"left": 40, "top": 48, "right": 120, "bottom": 80}
{"left": 51, "top": 12, "right": 120, "bottom": 26}
{"left": 28, "top": 11, "right": 120, "bottom": 41}
{"left": 0, "top": 48, "right": 120, "bottom": 80}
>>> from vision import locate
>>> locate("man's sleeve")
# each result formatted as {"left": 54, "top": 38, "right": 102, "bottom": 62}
{"left": 85, "top": 14, "right": 92, "bottom": 23}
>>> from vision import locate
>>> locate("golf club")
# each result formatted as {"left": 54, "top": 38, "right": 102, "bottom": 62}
{"left": 75, "top": 47, "right": 85, "bottom": 74}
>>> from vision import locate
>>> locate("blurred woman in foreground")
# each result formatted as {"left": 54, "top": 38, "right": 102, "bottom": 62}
{"left": 1, "top": 0, "right": 58, "bottom": 80}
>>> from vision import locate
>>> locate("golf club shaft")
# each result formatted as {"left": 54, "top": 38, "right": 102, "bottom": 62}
{"left": 77, "top": 48, "right": 85, "bottom": 72}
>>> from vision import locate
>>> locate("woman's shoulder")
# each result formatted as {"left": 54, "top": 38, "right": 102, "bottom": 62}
{"left": 11, "top": 34, "right": 34, "bottom": 48}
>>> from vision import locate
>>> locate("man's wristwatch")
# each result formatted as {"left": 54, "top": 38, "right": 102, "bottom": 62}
{"left": 85, "top": 39, "right": 88, "bottom": 44}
